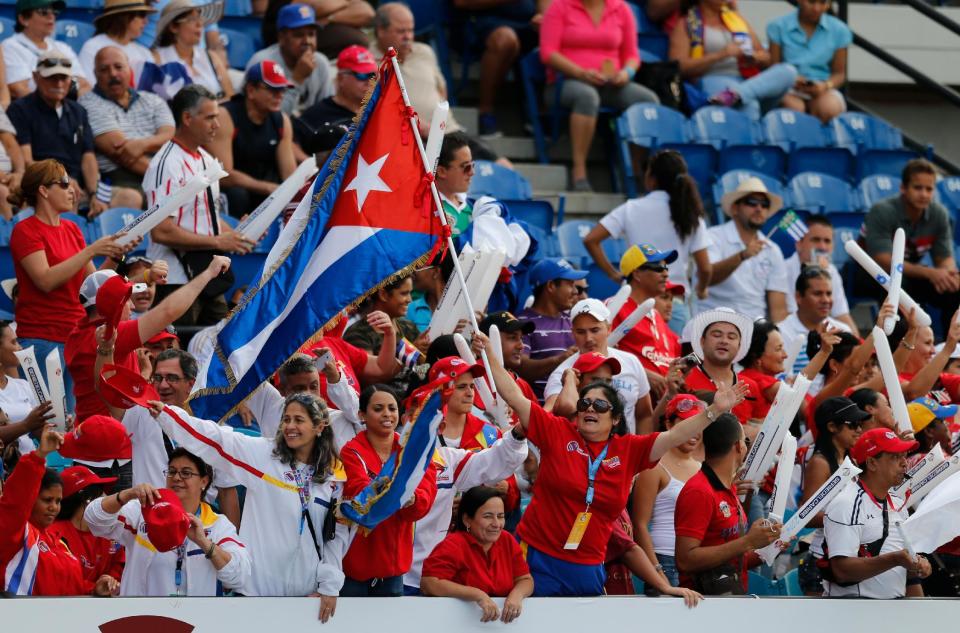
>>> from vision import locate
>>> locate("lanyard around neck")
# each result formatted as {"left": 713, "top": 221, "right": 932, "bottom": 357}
{"left": 585, "top": 443, "right": 611, "bottom": 509}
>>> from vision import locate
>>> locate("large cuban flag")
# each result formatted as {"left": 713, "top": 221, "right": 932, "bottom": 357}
{"left": 189, "top": 55, "right": 440, "bottom": 422}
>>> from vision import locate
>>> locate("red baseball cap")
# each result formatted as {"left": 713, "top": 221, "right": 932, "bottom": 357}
{"left": 60, "top": 465, "right": 117, "bottom": 498}
{"left": 147, "top": 328, "right": 178, "bottom": 346}
{"left": 60, "top": 415, "right": 133, "bottom": 462}
{"left": 96, "top": 274, "right": 133, "bottom": 332}
{"left": 665, "top": 394, "right": 705, "bottom": 420}
{"left": 100, "top": 363, "right": 161, "bottom": 410}
{"left": 573, "top": 352, "right": 621, "bottom": 376}
{"left": 665, "top": 281, "right": 685, "bottom": 296}
{"left": 428, "top": 356, "right": 484, "bottom": 384}
{"left": 141, "top": 488, "right": 190, "bottom": 552}
{"left": 850, "top": 428, "right": 919, "bottom": 465}
{"left": 337, "top": 45, "right": 377, "bottom": 74}
{"left": 245, "top": 60, "right": 294, "bottom": 89}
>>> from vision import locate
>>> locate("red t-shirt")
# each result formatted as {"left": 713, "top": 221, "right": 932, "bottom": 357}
{"left": 341, "top": 431, "right": 438, "bottom": 580}
{"left": 302, "top": 336, "right": 368, "bottom": 406}
{"left": 684, "top": 366, "right": 763, "bottom": 423}
{"left": 47, "top": 518, "right": 124, "bottom": 591}
{"left": 65, "top": 318, "right": 142, "bottom": 421}
{"left": 898, "top": 371, "right": 960, "bottom": 405}
{"left": 423, "top": 530, "right": 530, "bottom": 597}
{"left": 612, "top": 298, "right": 677, "bottom": 376}
{"left": 737, "top": 368, "right": 780, "bottom": 419}
{"left": 11, "top": 216, "right": 87, "bottom": 342}
{"left": 0, "top": 452, "right": 88, "bottom": 595}
{"left": 674, "top": 465, "right": 749, "bottom": 592}
{"left": 516, "top": 403, "right": 659, "bottom": 565}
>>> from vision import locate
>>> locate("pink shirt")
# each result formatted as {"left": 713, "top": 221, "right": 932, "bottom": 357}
{"left": 540, "top": 0, "right": 640, "bottom": 81}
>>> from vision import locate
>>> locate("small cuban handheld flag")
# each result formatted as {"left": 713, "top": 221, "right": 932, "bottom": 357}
{"left": 767, "top": 210, "right": 809, "bottom": 241}
{"left": 189, "top": 52, "right": 442, "bottom": 422}
{"left": 340, "top": 380, "right": 445, "bottom": 529}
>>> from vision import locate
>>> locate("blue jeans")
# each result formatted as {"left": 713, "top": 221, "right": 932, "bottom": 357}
{"left": 340, "top": 575, "right": 404, "bottom": 597}
{"left": 18, "top": 337, "right": 75, "bottom": 415}
{"left": 639, "top": 554, "right": 679, "bottom": 595}
{"left": 702, "top": 64, "right": 798, "bottom": 121}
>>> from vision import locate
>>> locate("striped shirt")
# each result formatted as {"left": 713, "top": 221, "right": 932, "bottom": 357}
{"left": 142, "top": 139, "right": 221, "bottom": 284}
{"left": 518, "top": 307, "right": 574, "bottom": 400}
{"left": 80, "top": 88, "right": 175, "bottom": 174}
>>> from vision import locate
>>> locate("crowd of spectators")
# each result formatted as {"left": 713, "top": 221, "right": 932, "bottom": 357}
{"left": 1, "top": 0, "right": 959, "bottom": 616}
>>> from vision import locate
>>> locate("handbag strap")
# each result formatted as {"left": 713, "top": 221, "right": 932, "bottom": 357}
{"left": 303, "top": 506, "right": 323, "bottom": 562}
{"left": 200, "top": 154, "right": 220, "bottom": 237}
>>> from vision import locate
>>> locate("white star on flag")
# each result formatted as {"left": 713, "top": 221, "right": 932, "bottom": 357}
{"left": 345, "top": 153, "right": 392, "bottom": 213}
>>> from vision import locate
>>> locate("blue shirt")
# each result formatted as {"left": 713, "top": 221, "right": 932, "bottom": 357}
{"left": 407, "top": 296, "right": 433, "bottom": 333}
{"left": 766, "top": 11, "right": 852, "bottom": 82}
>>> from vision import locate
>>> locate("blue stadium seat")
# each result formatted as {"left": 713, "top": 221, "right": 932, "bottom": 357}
{"left": 713, "top": 170, "right": 785, "bottom": 225}
{"left": 786, "top": 146, "right": 854, "bottom": 182}
{"left": 717, "top": 145, "right": 786, "bottom": 181}
{"left": 782, "top": 568, "right": 802, "bottom": 597}
{"left": 787, "top": 172, "right": 856, "bottom": 214}
{"left": 502, "top": 199, "right": 554, "bottom": 232}
{"left": 220, "top": 214, "right": 239, "bottom": 230}
{"left": 469, "top": 161, "right": 533, "bottom": 200}
{"left": 829, "top": 212, "right": 865, "bottom": 270}
{"left": 55, "top": 20, "right": 96, "bottom": 55}
{"left": 0, "top": 218, "right": 11, "bottom": 246}
{"left": 659, "top": 142, "right": 718, "bottom": 210}
{"left": 616, "top": 103, "right": 688, "bottom": 196}
{"left": 219, "top": 16, "right": 263, "bottom": 51}
{"left": 602, "top": 236, "right": 628, "bottom": 266}
{"left": 689, "top": 106, "right": 759, "bottom": 149}
{"left": 857, "top": 175, "right": 900, "bottom": 211}
{"left": 219, "top": 28, "right": 256, "bottom": 71}
{"left": 585, "top": 263, "right": 621, "bottom": 302}
{"left": 748, "top": 571, "right": 782, "bottom": 596}
{"left": 95, "top": 207, "right": 148, "bottom": 253}
{"left": 937, "top": 176, "right": 960, "bottom": 211}
{"left": 761, "top": 109, "right": 830, "bottom": 152}
{"left": 0, "top": 246, "right": 13, "bottom": 283}
{"left": 0, "top": 16, "right": 15, "bottom": 41}
{"left": 829, "top": 112, "right": 903, "bottom": 155}
{"left": 407, "top": 0, "right": 453, "bottom": 100}
{"left": 223, "top": 0, "right": 252, "bottom": 17}
{"left": 556, "top": 220, "right": 594, "bottom": 267}
{"left": 854, "top": 149, "right": 916, "bottom": 182}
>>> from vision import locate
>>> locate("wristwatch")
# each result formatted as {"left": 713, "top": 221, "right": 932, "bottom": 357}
{"left": 705, "top": 407, "right": 718, "bottom": 422}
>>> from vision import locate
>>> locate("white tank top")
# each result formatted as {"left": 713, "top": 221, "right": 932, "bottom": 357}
{"left": 650, "top": 463, "right": 689, "bottom": 556}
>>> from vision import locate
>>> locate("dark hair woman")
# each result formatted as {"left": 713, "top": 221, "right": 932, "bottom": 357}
{"left": 79, "top": 0, "right": 156, "bottom": 82}
{"left": 422, "top": 486, "right": 534, "bottom": 622}
{"left": 584, "top": 150, "right": 712, "bottom": 332}
{"left": 739, "top": 319, "right": 788, "bottom": 418}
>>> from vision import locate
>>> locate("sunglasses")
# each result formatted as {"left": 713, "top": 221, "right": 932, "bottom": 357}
{"left": 576, "top": 397, "right": 612, "bottom": 414}
{"left": 37, "top": 57, "right": 72, "bottom": 70}
{"left": 740, "top": 197, "right": 771, "bottom": 209}
{"left": 341, "top": 71, "right": 376, "bottom": 82}
{"left": 34, "top": 7, "right": 60, "bottom": 16}
{"left": 640, "top": 263, "right": 668, "bottom": 273}
{"left": 45, "top": 176, "right": 70, "bottom": 189}
{"left": 842, "top": 420, "right": 865, "bottom": 430}
{"left": 575, "top": 285, "right": 589, "bottom": 295}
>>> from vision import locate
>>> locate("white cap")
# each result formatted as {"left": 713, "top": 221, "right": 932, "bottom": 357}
{"left": 571, "top": 298, "right": 610, "bottom": 323}
{"left": 79, "top": 270, "right": 119, "bottom": 308}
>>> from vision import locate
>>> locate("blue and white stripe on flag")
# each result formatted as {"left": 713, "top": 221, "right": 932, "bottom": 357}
{"left": 340, "top": 384, "right": 444, "bottom": 529}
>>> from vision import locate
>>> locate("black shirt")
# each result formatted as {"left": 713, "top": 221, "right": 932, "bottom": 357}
{"left": 293, "top": 96, "right": 354, "bottom": 153}
{"left": 223, "top": 94, "right": 284, "bottom": 183}
{"left": 8, "top": 92, "right": 94, "bottom": 180}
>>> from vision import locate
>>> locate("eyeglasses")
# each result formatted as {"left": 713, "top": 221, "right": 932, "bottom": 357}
{"left": 576, "top": 397, "right": 612, "bottom": 414}
{"left": 34, "top": 7, "right": 60, "bottom": 17}
{"left": 575, "top": 285, "right": 589, "bottom": 295}
{"left": 37, "top": 57, "right": 72, "bottom": 70}
{"left": 44, "top": 176, "right": 70, "bottom": 189}
{"left": 639, "top": 263, "right": 668, "bottom": 273}
{"left": 456, "top": 161, "right": 474, "bottom": 174}
{"left": 740, "top": 197, "right": 771, "bottom": 209}
{"left": 163, "top": 468, "right": 201, "bottom": 480}
{"left": 340, "top": 71, "right": 376, "bottom": 82}
{"left": 151, "top": 373, "right": 185, "bottom": 385}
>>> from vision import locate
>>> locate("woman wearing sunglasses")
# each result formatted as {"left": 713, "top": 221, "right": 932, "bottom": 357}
{"left": 85, "top": 447, "right": 251, "bottom": 596}
{"left": 480, "top": 332, "right": 747, "bottom": 596}
{"left": 797, "top": 396, "right": 868, "bottom": 595}
{"left": 9, "top": 159, "right": 129, "bottom": 412}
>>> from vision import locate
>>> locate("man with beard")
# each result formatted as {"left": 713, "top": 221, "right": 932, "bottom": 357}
{"left": 79, "top": 46, "right": 174, "bottom": 210}
{"left": 698, "top": 178, "right": 789, "bottom": 322}
{"left": 684, "top": 308, "right": 764, "bottom": 429}
{"left": 823, "top": 428, "right": 931, "bottom": 598}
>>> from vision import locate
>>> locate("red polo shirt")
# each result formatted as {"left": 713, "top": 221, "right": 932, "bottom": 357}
{"left": 684, "top": 366, "right": 763, "bottom": 423}
{"left": 516, "top": 402, "right": 659, "bottom": 565}
{"left": 423, "top": 530, "right": 530, "bottom": 597}
{"left": 612, "top": 298, "right": 677, "bottom": 376}
{"left": 674, "top": 464, "right": 749, "bottom": 592}
{"left": 65, "top": 317, "right": 142, "bottom": 421}
{"left": 898, "top": 371, "right": 960, "bottom": 405}
{"left": 48, "top": 519, "right": 124, "bottom": 591}
{"left": 341, "top": 431, "right": 438, "bottom": 580}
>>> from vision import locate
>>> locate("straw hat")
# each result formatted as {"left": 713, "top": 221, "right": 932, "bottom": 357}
{"left": 93, "top": 0, "right": 157, "bottom": 25}
{"left": 688, "top": 307, "right": 754, "bottom": 365}
{"left": 720, "top": 177, "right": 783, "bottom": 217}
{"left": 154, "top": 0, "right": 224, "bottom": 46}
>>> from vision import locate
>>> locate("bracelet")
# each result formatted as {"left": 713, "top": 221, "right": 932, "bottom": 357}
{"left": 114, "top": 491, "right": 124, "bottom": 506}
{"left": 900, "top": 340, "right": 916, "bottom": 351}
{"left": 205, "top": 542, "right": 216, "bottom": 559}
{"left": 97, "top": 346, "right": 114, "bottom": 356}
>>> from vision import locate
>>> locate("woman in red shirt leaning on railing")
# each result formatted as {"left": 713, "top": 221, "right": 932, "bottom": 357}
{"left": 422, "top": 485, "right": 534, "bottom": 623}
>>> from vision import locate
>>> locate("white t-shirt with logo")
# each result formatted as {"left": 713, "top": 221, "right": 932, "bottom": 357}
{"left": 544, "top": 347, "right": 651, "bottom": 434}
{"left": 0, "top": 377, "right": 39, "bottom": 455}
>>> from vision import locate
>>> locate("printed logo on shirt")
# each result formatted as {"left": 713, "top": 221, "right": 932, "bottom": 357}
{"left": 641, "top": 346, "right": 672, "bottom": 369}
{"left": 109, "top": 540, "right": 122, "bottom": 554}
{"left": 719, "top": 500, "right": 732, "bottom": 518}
{"left": 37, "top": 540, "right": 50, "bottom": 553}
{"left": 565, "top": 440, "right": 589, "bottom": 458}
{"left": 612, "top": 378, "right": 635, "bottom": 394}
{"left": 602, "top": 456, "right": 621, "bottom": 470}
